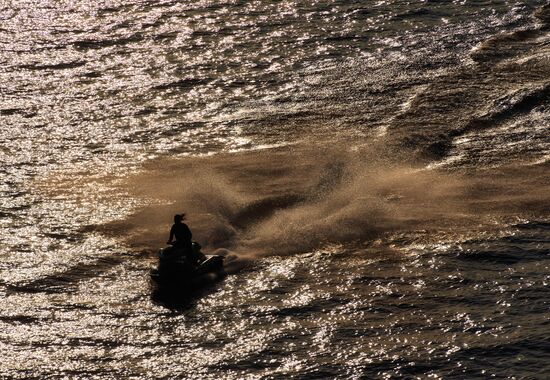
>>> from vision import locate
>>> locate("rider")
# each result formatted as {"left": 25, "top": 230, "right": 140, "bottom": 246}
{"left": 167, "top": 214, "right": 193, "bottom": 259}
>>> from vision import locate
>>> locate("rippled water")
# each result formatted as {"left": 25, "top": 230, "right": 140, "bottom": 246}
{"left": 1, "top": 1, "right": 549, "bottom": 378}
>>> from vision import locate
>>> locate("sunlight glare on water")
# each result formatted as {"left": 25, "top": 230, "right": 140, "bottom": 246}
{"left": 1, "top": 0, "right": 550, "bottom": 378}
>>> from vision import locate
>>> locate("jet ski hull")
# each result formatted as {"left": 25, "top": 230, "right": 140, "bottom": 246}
{"left": 150, "top": 255, "right": 225, "bottom": 292}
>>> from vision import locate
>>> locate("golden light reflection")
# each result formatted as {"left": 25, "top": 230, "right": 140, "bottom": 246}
{"left": 1, "top": 0, "right": 549, "bottom": 378}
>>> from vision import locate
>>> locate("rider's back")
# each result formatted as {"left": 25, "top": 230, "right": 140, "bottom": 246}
{"left": 171, "top": 222, "right": 192, "bottom": 244}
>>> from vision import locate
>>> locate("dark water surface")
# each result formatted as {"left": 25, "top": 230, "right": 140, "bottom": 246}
{"left": 1, "top": 1, "right": 549, "bottom": 378}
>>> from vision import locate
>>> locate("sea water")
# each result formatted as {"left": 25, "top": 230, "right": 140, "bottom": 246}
{"left": 1, "top": 1, "right": 549, "bottom": 378}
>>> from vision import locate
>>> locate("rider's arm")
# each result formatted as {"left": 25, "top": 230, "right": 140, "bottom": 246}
{"left": 184, "top": 224, "right": 192, "bottom": 240}
{"left": 167, "top": 225, "right": 175, "bottom": 244}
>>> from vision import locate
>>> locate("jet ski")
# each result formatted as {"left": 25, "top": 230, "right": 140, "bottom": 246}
{"left": 150, "top": 242, "right": 225, "bottom": 291}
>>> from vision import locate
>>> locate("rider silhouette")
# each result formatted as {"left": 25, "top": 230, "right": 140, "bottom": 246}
{"left": 167, "top": 214, "right": 192, "bottom": 255}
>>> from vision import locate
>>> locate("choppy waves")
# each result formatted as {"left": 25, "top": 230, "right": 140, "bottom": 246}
{"left": 1, "top": 1, "right": 549, "bottom": 378}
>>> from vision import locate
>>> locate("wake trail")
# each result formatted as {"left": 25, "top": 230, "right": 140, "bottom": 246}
{"left": 95, "top": 143, "right": 549, "bottom": 258}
